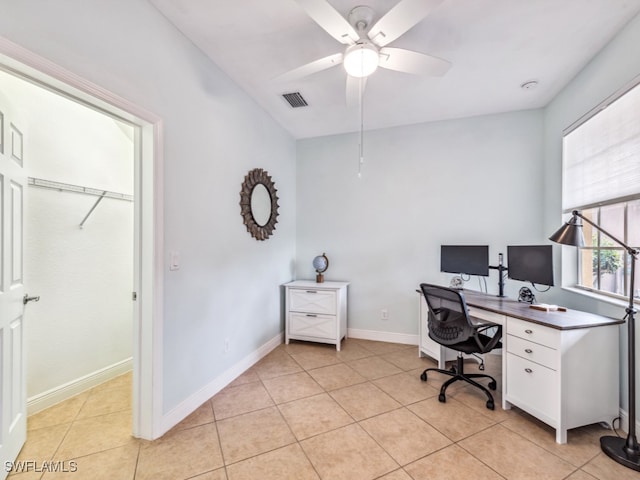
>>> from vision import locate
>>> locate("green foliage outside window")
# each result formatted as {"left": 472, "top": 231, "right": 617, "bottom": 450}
{"left": 592, "top": 235, "right": 622, "bottom": 274}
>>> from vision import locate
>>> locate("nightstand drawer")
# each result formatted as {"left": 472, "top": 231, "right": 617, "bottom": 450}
{"left": 289, "top": 288, "right": 337, "bottom": 315}
{"left": 507, "top": 334, "right": 557, "bottom": 370}
{"left": 507, "top": 317, "right": 559, "bottom": 349}
{"left": 289, "top": 312, "right": 337, "bottom": 339}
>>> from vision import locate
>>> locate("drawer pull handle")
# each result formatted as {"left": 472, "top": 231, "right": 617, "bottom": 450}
{"left": 525, "top": 368, "right": 533, "bottom": 373}
{"left": 306, "top": 314, "right": 318, "bottom": 317}
{"left": 524, "top": 348, "right": 533, "bottom": 354}
{"left": 525, "top": 329, "right": 533, "bottom": 334}
{"left": 306, "top": 290, "right": 318, "bottom": 294}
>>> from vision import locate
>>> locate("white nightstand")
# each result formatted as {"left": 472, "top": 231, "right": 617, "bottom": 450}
{"left": 284, "top": 280, "right": 349, "bottom": 351}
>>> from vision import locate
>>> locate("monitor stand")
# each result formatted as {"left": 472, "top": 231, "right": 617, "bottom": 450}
{"left": 489, "top": 253, "right": 508, "bottom": 297}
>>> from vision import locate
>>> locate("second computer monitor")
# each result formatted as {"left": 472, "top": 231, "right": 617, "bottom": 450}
{"left": 440, "top": 245, "right": 489, "bottom": 277}
{"left": 507, "top": 245, "right": 554, "bottom": 287}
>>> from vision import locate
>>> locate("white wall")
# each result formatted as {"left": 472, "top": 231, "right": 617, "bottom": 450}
{"left": 0, "top": 0, "right": 297, "bottom": 419}
{"left": 542, "top": 12, "right": 640, "bottom": 422}
{"left": 297, "top": 110, "right": 546, "bottom": 338}
{"left": 0, "top": 70, "right": 134, "bottom": 402}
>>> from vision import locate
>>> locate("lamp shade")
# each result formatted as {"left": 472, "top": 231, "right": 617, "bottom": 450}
{"left": 344, "top": 42, "right": 379, "bottom": 78}
{"left": 548, "top": 215, "right": 585, "bottom": 247}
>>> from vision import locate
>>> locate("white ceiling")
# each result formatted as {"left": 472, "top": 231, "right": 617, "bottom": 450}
{"left": 149, "top": 0, "right": 640, "bottom": 139}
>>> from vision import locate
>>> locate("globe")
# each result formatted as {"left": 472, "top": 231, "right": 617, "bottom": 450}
{"left": 313, "top": 253, "right": 329, "bottom": 283}
{"left": 313, "top": 255, "right": 328, "bottom": 273}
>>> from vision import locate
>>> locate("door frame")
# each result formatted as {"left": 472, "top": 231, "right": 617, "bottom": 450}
{"left": 0, "top": 36, "right": 163, "bottom": 439}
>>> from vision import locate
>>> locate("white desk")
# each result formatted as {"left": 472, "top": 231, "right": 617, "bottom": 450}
{"left": 418, "top": 289, "right": 622, "bottom": 444}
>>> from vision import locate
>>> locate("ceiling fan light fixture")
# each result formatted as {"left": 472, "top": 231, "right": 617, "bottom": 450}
{"left": 344, "top": 42, "right": 379, "bottom": 78}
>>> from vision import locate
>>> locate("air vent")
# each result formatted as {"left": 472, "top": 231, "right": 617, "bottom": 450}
{"left": 282, "top": 92, "right": 308, "bottom": 108}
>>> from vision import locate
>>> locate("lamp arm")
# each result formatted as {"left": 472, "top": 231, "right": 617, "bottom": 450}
{"left": 572, "top": 210, "right": 639, "bottom": 257}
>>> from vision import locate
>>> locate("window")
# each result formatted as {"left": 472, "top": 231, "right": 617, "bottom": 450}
{"left": 562, "top": 78, "right": 640, "bottom": 301}
{"left": 577, "top": 201, "right": 640, "bottom": 299}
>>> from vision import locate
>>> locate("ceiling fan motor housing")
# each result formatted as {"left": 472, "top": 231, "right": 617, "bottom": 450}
{"left": 348, "top": 5, "right": 375, "bottom": 34}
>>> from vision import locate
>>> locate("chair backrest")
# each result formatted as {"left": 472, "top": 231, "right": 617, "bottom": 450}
{"left": 420, "top": 283, "right": 476, "bottom": 346}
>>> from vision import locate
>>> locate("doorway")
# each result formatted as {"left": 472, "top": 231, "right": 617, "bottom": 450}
{"left": 0, "top": 68, "right": 135, "bottom": 414}
{"left": 0, "top": 38, "right": 162, "bottom": 441}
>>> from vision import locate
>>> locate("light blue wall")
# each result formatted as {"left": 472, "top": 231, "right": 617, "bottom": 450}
{"left": 0, "top": 0, "right": 297, "bottom": 414}
{"left": 3, "top": 0, "right": 639, "bottom": 429}
{"left": 297, "top": 9, "right": 640, "bottom": 421}
{"left": 297, "top": 110, "right": 546, "bottom": 337}
{"left": 542, "top": 12, "right": 640, "bottom": 416}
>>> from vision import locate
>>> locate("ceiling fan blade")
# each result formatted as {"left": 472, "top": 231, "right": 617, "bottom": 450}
{"left": 294, "top": 0, "right": 359, "bottom": 45}
{"left": 346, "top": 75, "right": 367, "bottom": 108}
{"left": 368, "top": 0, "right": 444, "bottom": 47}
{"left": 274, "top": 53, "right": 343, "bottom": 83}
{"left": 378, "top": 47, "right": 450, "bottom": 76}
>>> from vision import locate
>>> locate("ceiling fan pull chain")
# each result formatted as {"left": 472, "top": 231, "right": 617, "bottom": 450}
{"left": 358, "top": 75, "right": 365, "bottom": 178}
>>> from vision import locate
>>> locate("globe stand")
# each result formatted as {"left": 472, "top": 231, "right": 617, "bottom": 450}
{"left": 316, "top": 272, "right": 325, "bottom": 283}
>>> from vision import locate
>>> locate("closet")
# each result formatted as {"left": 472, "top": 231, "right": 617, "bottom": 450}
{"left": 0, "top": 69, "right": 134, "bottom": 412}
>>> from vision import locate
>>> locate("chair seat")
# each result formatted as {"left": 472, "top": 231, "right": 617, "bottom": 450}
{"left": 431, "top": 333, "right": 502, "bottom": 355}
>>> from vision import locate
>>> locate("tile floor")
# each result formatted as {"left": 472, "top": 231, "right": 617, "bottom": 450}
{"left": 9, "top": 338, "right": 639, "bottom": 480}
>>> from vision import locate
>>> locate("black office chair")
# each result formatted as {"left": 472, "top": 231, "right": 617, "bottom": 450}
{"left": 419, "top": 283, "right": 503, "bottom": 410}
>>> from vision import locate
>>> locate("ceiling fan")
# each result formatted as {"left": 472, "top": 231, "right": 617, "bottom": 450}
{"left": 277, "top": 0, "right": 451, "bottom": 106}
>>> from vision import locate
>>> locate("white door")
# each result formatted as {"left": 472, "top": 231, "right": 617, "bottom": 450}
{"left": 0, "top": 90, "right": 27, "bottom": 479}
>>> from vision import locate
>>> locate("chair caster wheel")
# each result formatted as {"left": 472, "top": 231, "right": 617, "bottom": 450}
{"left": 488, "top": 380, "right": 497, "bottom": 390}
{"left": 438, "top": 393, "right": 446, "bottom": 403}
{"left": 420, "top": 372, "right": 427, "bottom": 381}
{"left": 486, "top": 400, "right": 495, "bottom": 410}
{"left": 449, "top": 366, "right": 457, "bottom": 374}
{"left": 479, "top": 364, "right": 485, "bottom": 371}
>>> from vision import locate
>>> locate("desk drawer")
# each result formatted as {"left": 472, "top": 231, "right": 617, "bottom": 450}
{"left": 507, "top": 334, "right": 557, "bottom": 370}
{"left": 507, "top": 317, "right": 559, "bottom": 349}
{"left": 289, "top": 289, "right": 337, "bottom": 315}
{"left": 507, "top": 353, "right": 558, "bottom": 420}
{"left": 289, "top": 312, "right": 337, "bottom": 339}
{"left": 467, "top": 307, "right": 505, "bottom": 325}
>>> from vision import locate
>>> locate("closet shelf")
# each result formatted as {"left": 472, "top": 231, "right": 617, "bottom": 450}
{"left": 28, "top": 177, "right": 133, "bottom": 228}
{"left": 28, "top": 177, "right": 133, "bottom": 202}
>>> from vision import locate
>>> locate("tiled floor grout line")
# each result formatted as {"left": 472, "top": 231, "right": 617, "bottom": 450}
{"left": 271, "top": 349, "right": 404, "bottom": 479}
{"left": 209, "top": 413, "right": 229, "bottom": 480}
{"left": 291, "top": 348, "right": 401, "bottom": 480}
{"left": 278, "top": 347, "right": 499, "bottom": 479}
{"left": 22, "top": 341, "right": 621, "bottom": 479}
{"left": 452, "top": 423, "right": 512, "bottom": 480}
{"left": 219, "top": 342, "right": 590, "bottom": 479}
{"left": 295, "top": 345, "right": 547, "bottom": 480}
{"left": 261, "top": 352, "right": 355, "bottom": 479}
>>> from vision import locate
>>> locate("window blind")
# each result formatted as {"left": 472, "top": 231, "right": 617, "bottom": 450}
{"left": 562, "top": 80, "right": 640, "bottom": 212}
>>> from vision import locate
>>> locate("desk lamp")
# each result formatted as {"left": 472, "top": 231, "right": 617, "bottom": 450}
{"left": 549, "top": 210, "right": 640, "bottom": 471}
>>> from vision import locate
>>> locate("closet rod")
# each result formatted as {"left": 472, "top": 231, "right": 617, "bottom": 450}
{"left": 28, "top": 177, "right": 133, "bottom": 202}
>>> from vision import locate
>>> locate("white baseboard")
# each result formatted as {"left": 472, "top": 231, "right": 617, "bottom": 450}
{"left": 159, "top": 332, "right": 283, "bottom": 436}
{"left": 27, "top": 358, "right": 133, "bottom": 415}
{"left": 617, "top": 407, "right": 640, "bottom": 436}
{"left": 348, "top": 328, "right": 418, "bottom": 346}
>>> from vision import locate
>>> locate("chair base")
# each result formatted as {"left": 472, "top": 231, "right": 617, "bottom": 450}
{"left": 420, "top": 355, "right": 497, "bottom": 410}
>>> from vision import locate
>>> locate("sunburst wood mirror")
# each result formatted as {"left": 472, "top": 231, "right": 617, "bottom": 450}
{"left": 239, "top": 168, "right": 279, "bottom": 241}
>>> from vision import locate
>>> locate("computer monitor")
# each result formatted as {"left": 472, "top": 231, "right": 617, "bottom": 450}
{"left": 507, "top": 245, "right": 554, "bottom": 287}
{"left": 440, "top": 245, "right": 489, "bottom": 277}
